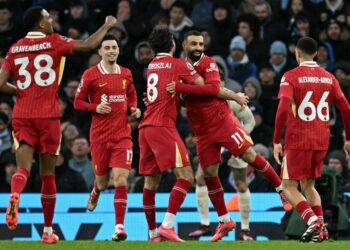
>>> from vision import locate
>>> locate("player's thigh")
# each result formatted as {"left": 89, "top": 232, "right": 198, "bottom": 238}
{"left": 282, "top": 149, "right": 314, "bottom": 180}
{"left": 147, "top": 127, "right": 190, "bottom": 172}
{"left": 35, "top": 118, "right": 61, "bottom": 155}
{"left": 218, "top": 120, "right": 253, "bottom": 158}
{"left": 139, "top": 127, "right": 159, "bottom": 175}
{"left": 311, "top": 150, "right": 328, "bottom": 179}
{"left": 12, "top": 118, "right": 38, "bottom": 150}
{"left": 109, "top": 140, "right": 133, "bottom": 170}
{"left": 90, "top": 143, "right": 110, "bottom": 176}
{"left": 196, "top": 134, "right": 221, "bottom": 169}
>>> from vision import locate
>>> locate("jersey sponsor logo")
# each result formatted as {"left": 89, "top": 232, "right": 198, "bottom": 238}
{"left": 101, "top": 94, "right": 126, "bottom": 103}
{"left": 99, "top": 82, "right": 108, "bottom": 87}
{"left": 205, "top": 62, "right": 219, "bottom": 72}
{"left": 60, "top": 35, "right": 73, "bottom": 42}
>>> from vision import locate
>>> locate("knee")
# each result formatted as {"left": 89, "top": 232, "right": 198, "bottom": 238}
{"left": 236, "top": 180, "right": 248, "bottom": 193}
{"left": 96, "top": 180, "right": 108, "bottom": 191}
{"left": 182, "top": 173, "right": 194, "bottom": 184}
{"left": 195, "top": 172, "right": 205, "bottom": 186}
{"left": 144, "top": 175, "right": 160, "bottom": 191}
{"left": 240, "top": 148, "right": 256, "bottom": 164}
{"left": 114, "top": 174, "right": 128, "bottom": 187}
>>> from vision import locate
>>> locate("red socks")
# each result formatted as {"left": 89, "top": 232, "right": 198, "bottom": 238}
{"left": 11, "top": 167, "right": 29, "bottom": 194}
{"left": 205, "top": 176, "right": 227, "bottom": 216}
{"left": 296, "top": 201, "right": 317, "bottom": 225}
{"left": 167, "top": 179, "right": 192, "bottom": 215}
{"left": 41, "top": 175, "right": 56, "bottom": 227}
{"left": 143, "top": 188, "right": 157, "bottom": 230}
{"left": 312, "top": 205, "right": 324, "bottom": 221}
{"left": 114, "top": 186, "right": 127, "bottom": 225}
{"left": 250, "top": 154, "right": 282, "bottom": 188}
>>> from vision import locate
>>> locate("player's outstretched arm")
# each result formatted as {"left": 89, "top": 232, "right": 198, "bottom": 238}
{"left": 73, "top": 16, "right": 117, "bottom": 52}
{"left": 0, "top": 69, "right": 16, "bottom": 96}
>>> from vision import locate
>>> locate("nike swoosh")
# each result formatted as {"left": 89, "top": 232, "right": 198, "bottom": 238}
{"left": 238, "top": 143, "right": 244, "bottom": 149}
{"left": 99, "top": 83, "right": 108, "bottom": 87}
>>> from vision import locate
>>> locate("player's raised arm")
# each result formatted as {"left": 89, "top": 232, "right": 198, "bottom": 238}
{"left": 73, "top": 16, "right": 117, "bottom": 52}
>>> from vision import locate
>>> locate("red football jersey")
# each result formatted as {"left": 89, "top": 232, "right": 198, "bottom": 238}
{"left": 75, "top": 62, "right": 137, "bottom": 144}
{"left": 278, "top": 61, "right": 345, "bottom": 150}
{"left": 139, "top": 53, "right": 199, "bottom": 128}
{"left": 185, "top": 54, "right": 232, "bottom": 135}
{"left": 1, "top": 32, "right": 76, "bottom": 118}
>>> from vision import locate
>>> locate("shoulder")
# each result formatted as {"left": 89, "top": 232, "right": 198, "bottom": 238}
{"left": 119, "top": 65, "right": 131, "bottom": 75}
{"left": 82, "top": 66, "right": 99, "bottom": 80}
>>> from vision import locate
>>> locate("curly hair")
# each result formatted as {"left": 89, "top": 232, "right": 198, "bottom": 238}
{"left": 148, "top": 28, "right": 174, "bottom": 54}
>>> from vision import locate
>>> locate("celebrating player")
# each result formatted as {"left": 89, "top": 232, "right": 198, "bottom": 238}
{"left": 74, "top": 34, "right": 140, "bottom": 241}
{"left": 168, "top": 30, "right": 292, "bottom": 242}
{"left": 189, "top": 67, "right": 256, "bottom": 240}
{"left": 273, "top": 37, "right": 350, "bottom": 242}
{"left": 0, "top": 7, "right": 116, "bottom": 244}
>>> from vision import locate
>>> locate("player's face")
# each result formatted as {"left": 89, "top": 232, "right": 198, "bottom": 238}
{"left": 99, "top": 40, "right": 119, "bottom": 64}
{"left": 40, "top": 9, "right": 54, "bottom": 34}
{"left": 183, "top": 35, "right": 204, "bottom": 62}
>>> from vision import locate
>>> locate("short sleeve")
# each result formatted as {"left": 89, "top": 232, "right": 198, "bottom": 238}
{"left": 52, "top": 33, "right": 76, "bottom": 56}
{"left": 177, "top": 60, "right": 200, "bottom": 84}
{"left": 203, "top": 60, "right": 220, "bottom": 84}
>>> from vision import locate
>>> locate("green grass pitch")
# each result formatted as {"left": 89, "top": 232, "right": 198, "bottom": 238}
{"left": 0, "top": 240, "right": 349, "bottom": 250}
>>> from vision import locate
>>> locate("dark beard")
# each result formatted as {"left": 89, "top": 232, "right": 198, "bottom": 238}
{"left": 188, "top": 52, "right": 202, "bottom": 62}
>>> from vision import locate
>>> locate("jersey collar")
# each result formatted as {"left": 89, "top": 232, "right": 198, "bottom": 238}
{"left": 155, "top": 53, "right": 172, "bottom": 59}
{"left": 300, "top": 61, "right": 319, "bottom": 67}
{"left": 25, "top": 32, "right": 46, "bottom": 39}
{"left": 97, "top": 61, "right": 120, "bottom": 74}
{"left": 192, "top": 53, "right": 204, "bottom": 67}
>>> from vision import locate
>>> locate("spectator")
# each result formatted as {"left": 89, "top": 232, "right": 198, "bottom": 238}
{"left": 254, "top": 0, "right": 289, "bottom": 48}
{"left": 168, "top": 1, "right": 193, "bottom": 56}
{"left": 242, "top": 76, "right": 262, "bottom": 102}
{"left": 226, "top": 35, "right": 258, "bottom": 85}
{"left": 318, "top": 0, "right": 348, "bottom": 30}
{"left": 269, "top": 40, "right": 295, "bottom": 81}
{"left": 208, "top": 0, "right": 235, "bottom": 57}
{"left": 55, "top": 151, "right": 87, "bottom": 192}
{"left": 237, "top": 14, "right": 267, "bottom": 67}
{"left": 258, "top": 63, "right": 279, "bottom": 126}
{"left": 326, "top": 150, "right": 350, "bottom": 192}
{"left": 190, "top": 0, "right": 213, "bottom": 27}
{"left": 249, "top": 101, "right": 273, "bottom": 147}
{"left": 68, "top": 136, "right": 94, "bottom": 190}
{"left": 0, "top": 2, "right": 22, "bottom": 56}
{"left": 0, "top": 112, "right": 11, "bottom": 158}
{"left": 317, "top": 42, "right": 336, "bottom": 72}
{"left": 212, "top": 55, "right": 242, "bottom": 92}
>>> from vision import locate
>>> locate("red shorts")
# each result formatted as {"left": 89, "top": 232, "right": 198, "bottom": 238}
{"left": 139, "top": 126, "right": 190, "bottom": 174}
{"left": 90, "top": 139, "right": 133, "bottom": 176}
{"left": 281, "top": 149, "right": 327, "bottom": 180}
{"left": 196, "top": 115, "right": 253, "bottom": 168}
{"left": 12, "top": 118, "right": 61, "bottom": 155}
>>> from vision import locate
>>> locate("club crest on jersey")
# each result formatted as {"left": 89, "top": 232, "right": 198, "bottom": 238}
{"left": 122, "top": 79, "right": 127, "bottom": 89}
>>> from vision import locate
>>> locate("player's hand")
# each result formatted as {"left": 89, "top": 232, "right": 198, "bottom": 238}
{"left": 96, "top": 103, "right": 111, "bottom": 115}
{"left": 130, "top": 107, "right": 141, "bottom": 118}
{"left": 344, "top": 141, "right": 350, "bottom": 156}
{"left": 142, "top": 92, "right": 149, "bottom": 107}
{"left": 234, "top": 92, "right": 249, "bottom": 107}
{"left": 166, "top": 81, "right": 176, "bottom": 94}
{"left": 105, "top": 16, "right": 117, "bottom": 28}
{"left": 273, "top": 143, "right": 283, "bottom": 165}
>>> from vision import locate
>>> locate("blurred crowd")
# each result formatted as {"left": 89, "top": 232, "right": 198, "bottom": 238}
{"left": 1, "top": 0, "right": 350, "bottom": 193}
